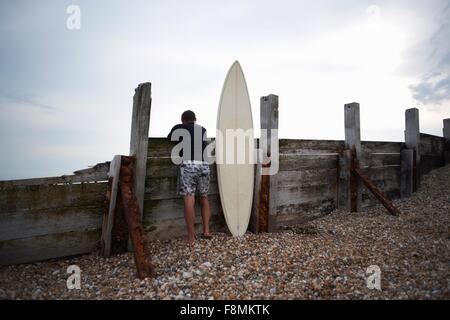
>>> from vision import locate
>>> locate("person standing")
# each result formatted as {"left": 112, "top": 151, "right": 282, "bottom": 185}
{"left": 168, "top": 110, "right": 212, "bottom": 244}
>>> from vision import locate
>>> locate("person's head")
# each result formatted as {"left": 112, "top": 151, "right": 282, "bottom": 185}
{"left": 181, "top": 110, "right": 196, "bottom": 124}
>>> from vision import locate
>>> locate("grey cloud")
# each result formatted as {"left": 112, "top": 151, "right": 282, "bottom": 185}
{"left": 409, "top": 2, "right": 450, "bottom": 105}
{"left": 0, "top": 93, "right": 55, "bottom": 111}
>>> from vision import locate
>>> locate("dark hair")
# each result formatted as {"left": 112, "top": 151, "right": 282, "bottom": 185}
{"left": 181, "top": 110, "right": 196, "bottom": 123}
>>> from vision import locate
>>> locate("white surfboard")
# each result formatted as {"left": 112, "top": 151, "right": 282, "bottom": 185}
{"left": 216, "top": 61, "right": 254, "bottom": 236}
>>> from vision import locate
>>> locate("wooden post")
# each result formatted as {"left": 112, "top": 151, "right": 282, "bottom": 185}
{"left": 400, "top": 149, "right": 414, "bottom": 198}
{"left": 251, "top": 94, "right": 279, "bottom": 233}
{"left": 444, "top": 119, "right": 450, "bottom": 165}
{"left": 343, "top": 102, "right": 361, "bottom": 212}
{"left": 405, "top": 108, "right": 420, "bottom": 189}
{"left": 100, "top": 155, "right": 154, "bottom": 278}
{"left": 101, "top": 155, "right": 122, "bottom": 257}
{"left": 129, "top": 83, "right": 152, "bottom": 221}
{"left": 119, "top": 156, "right": 155, "bottom": 279}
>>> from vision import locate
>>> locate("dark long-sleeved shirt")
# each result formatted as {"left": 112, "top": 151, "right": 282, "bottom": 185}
{"left": 168, "top": 123, "right": 208, "bottom": 162}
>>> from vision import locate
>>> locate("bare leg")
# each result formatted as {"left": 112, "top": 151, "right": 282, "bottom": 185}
{"left": 183, "top": 195, "right": 196, "bottom": 244}
{"left": 200, "top": 196, "right": 211, "bottom": 236}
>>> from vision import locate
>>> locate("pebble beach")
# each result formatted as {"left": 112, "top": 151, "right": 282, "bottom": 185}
{"left": 0, "top": 165, "right": 449, "bottom": 300}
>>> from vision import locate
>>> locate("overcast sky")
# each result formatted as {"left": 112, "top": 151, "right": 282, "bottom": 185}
{"left": 1, "top": 0, "right": 449, "bottom": 180}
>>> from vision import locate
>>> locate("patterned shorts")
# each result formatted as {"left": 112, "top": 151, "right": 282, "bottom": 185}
{"left": 179, "top": 161, "right": 210, "bottom": 196}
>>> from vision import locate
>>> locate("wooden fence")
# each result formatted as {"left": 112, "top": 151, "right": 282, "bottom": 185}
{"left": 0, "top": 164, "right": 109, "bottom": 265}
{"left": 1, "top": 83, "right": 449, "bottom": 266}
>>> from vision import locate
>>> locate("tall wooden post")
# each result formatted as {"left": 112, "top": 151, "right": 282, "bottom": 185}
{"left": 129, "top": 83, "right": 152, "bottom": 221}
{"left": 342, "top": 102, "right": 362, "bottom": 212}
{"left": 251, "top": 94, "right": 279, "bottom": 233}
{"left": 404, "top": 108, "right": 420, "bottom": 190}
{"left": 444, "top": 119, "right": 450, "bottom": 165}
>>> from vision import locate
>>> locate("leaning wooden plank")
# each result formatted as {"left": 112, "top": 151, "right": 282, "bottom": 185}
{"left": 353, "top": 167, "right": 401, "bottom": 216}
{"left": 0, "top": 229, "right": 101, "bottom": 266}
{"left": 119, "top": 156, "right": 154, "bottom": 279}
{"left": 101, "top": 155, "right": 122, "bottom": 258}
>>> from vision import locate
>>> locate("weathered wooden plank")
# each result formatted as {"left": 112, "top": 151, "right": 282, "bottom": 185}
{"left": 363, "top": 165, "right": 401, "bottom": 184}
{"left": 146, "top": 157, "right": 217, "bottom": 179}
{"left": 130, "top": 83, "right": 152, "bottom": 221}
{"left": 118, "top": 156, "right": 155, "bottom": 278}
{"left": 144, "top": 176, "right": 219, "bottom": 201}
{"left": 362, "top": 189, "right": 400, "bottom": 208}
{"left": 143, "top": 194, "right": 223, "bottom": 226}
{"left": 420, "top": 155, "right": 445, "bottom": 175}
{"left": 275, "top": 183, "right": 337, "bottom": 207}
{"left": 405, "top": 108, "right": 420, "bottom": 154}
{"left": 147, "top": 139, "right": 404, "bottom": 159}
{"left": 344, "top": 103, "right": 361, "bottom": 212}
{"left": 353, "top": 167, "right": 401, "bottom": 216}
{"left": 278, "top": 139, "right": 344, "bottom": 154}
{"left": 147, "top": 138, "right": 216, "bottom": 158}
{"left": 360, "top": 165, "right": 401, "bottom": 206}
{"left": 361, "top": 141, "right": 403, "bottom": 154}
{"left": 101, "top": 155, "right": 122, "bottom": 258}
{"left": 251, "top": 94, "right": 279, "bottom": 233}
{"left": 276, "top": 197, "right": 336, "bottom": 216}
{"left": 0, "top": 206, "right": 102, "bottom": 241}
{"left": 0, "top": 162, "right": 109, "bottom": 189}
{"left": 0, "top": 229, "right": 101, "bottom": 266}
{"left": 360, "top": 153, "right": 401, "bottom": 168}
{"left": 405, "top": 108, "right": 421, "bottom": 187}
{"left": 275, "top": 168, "right": 338, "bottom": 188}
{"left": 419, "top": 133, "right": 444, "bottom": 156}
{"left": 279, "top": 154, "right": 339, "bottom": 171}
{"left": 146, "top": 213, "right": 227, "bottom": 240}
{"left": 345, "top": 103, "right": 362, "bottom": 157}
{"left": 0, "top": 182, "right": 107, "bottom": 214}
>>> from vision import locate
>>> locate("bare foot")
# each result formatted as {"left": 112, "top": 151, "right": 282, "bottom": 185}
{"left": 185, "top": 235, "right": 196, "bottom": 245}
